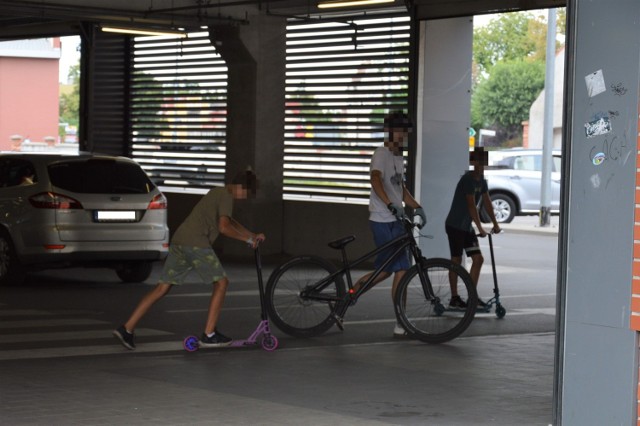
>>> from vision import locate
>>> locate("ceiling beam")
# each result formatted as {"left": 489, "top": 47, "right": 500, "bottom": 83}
{"left": 411, "top": 0, "right": 566, "bottom": 20}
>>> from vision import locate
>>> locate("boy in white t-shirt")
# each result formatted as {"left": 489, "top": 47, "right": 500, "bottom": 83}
{"left": 352, "top": 111, "right": 426, "bottom": 337}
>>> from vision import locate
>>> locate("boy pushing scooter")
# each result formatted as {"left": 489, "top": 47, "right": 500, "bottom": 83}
{"left": 113, "top": 169, "right": 265, "bottom": 350}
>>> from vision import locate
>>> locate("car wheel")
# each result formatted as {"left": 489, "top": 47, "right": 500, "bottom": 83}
{"left": 116, "top": 261, "right": 153, "bottom": 283}
{"left": 490, "top": 194, "right": 516, "bottom": 224}
{"left": 0, "top": 229, "right": 25, "bottom": 286}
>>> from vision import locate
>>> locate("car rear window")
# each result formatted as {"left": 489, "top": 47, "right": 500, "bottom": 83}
{"left": 48, "top": 159, "right": 155, "bottom": 194}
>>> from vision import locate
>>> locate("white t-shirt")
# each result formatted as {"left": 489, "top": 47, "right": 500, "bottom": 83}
{"left": 369, "top": 146, "right": 404, "bottom": 222}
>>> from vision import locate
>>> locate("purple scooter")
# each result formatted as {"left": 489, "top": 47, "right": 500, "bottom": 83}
{"left": 183, "top": 245, "right": 279, "bottom": 352}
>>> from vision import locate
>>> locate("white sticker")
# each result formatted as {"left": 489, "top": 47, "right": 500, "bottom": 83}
{"left": 585, "top": 116, "right": 612, "bottom": 138}
{"left": 585, "top": 70, "right": 606, "bottom": 97}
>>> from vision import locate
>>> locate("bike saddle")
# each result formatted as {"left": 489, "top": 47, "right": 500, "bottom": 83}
{"left": 328, "top": 235, "right": 356, "bottom": 250}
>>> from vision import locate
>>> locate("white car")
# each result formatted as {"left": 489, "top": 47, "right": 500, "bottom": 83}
{"left": 481, "top": 149, "right": 562, "bottom": 223}
{"left": 0, "top": 153, "right": 169, "bottom": 285}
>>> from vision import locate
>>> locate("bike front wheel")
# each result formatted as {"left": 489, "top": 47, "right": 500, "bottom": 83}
{"left": 265, "top": 256, "right": 345, "bottom": 338}
{"left": 394, "top": 258, "right": 477, "bottom": 344}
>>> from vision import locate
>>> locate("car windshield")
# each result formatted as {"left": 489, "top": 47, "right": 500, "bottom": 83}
{"left": 48, "top": 158, "right": 155, "bottom": 194}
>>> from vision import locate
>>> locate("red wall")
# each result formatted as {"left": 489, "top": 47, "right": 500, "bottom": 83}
{"left": 0, "top": 56, "right": 59, "bottom": 150}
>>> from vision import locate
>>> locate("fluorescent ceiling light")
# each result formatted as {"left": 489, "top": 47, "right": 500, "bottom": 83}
{"left": 317, "top": 0, "right": 394, "bottom": 8}
{"left": 101, "top": 26, "right": 187, "bottom": 38}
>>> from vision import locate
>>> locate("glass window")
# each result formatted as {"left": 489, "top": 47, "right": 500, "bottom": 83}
{"left": 0, "top": 159, "right": 38, "bottom": 187}
{"left": 514, "top": 155, "right": 542, "bottom": 171}
{"left": 48, "top": 159, "right": 154, "bottom": 194}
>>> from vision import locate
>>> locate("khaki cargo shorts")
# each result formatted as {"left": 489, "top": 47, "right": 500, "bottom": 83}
{"left": 159, "top": 245, "right": 226, "bottom": 285}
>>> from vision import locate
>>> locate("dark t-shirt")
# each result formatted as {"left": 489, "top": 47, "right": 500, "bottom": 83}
{"left": 445, "top": 171, "right": 488, "bottom": 231}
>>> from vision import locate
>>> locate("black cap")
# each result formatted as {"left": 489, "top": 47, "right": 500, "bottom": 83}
{"left": 384, "top": 110, "right": 413, "bottom": 130}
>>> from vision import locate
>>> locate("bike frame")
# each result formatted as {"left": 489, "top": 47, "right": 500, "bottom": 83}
{"left": 300, "top": 219, "right": 430, "bottom": 308}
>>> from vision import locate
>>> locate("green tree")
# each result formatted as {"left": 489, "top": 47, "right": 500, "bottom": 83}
{"left": 473, "top": 9, "right": 565, "bottom": 78}
{"left": 471, "top": 60, "right": 545, "bottom": 144}
{"left": 471, "top": 9, "right": 566, "bottom": 146}
{"left": 473, "top": 12, "right": 537, "bottom": 78}
{"left": 59, "top": 63, "right": 80, "bottom": 128}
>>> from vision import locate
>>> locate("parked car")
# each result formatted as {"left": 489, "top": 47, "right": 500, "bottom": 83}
{"left": 481, "top": 148, "right": 562, "bottom": 223}
{"left": 0, "top": 153, "right": 169, "bottom": 285}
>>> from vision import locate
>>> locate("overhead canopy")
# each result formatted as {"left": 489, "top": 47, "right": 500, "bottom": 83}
{"left": 0, "top": 0, "right": 566, "bottom": 39}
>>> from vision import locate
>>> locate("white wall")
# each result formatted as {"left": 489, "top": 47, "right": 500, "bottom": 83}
{"left": 416, "top": 17, "right": 474, "bottom": 258}
{"left": 528, "top": 48, "right": 565, "bottom": 149}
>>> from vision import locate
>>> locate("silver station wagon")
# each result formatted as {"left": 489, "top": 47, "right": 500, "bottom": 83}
{"left": 0, "top": 153, "right": 169, "bottom": 285}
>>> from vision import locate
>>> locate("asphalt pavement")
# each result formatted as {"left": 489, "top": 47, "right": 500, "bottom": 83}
{"left": 0, "top": 215, "right": 558, "bottom": 426}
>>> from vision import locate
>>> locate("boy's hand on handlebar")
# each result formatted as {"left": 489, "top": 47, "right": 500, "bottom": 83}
{"left": 387, "top": 203, "right": 404, "bottom": 220}
{"left": 414, "top": 207, "right": 427, "bottom": 229}
{"left": 247, "top": 233, "right": 266, "bottom": 249}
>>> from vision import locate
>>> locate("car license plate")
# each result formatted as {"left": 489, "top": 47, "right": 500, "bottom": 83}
{"left": 94, "top": 210, "right": 137, "bottom": 222}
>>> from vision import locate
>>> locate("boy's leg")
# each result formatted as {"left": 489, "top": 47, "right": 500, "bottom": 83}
{"left": 115, "top": 282, "right": 172, "bottom": 350}
{"left": 353, "top": 270, "right": 391, "bottom": 295}
{"left": 391, "top": 270, "right": 405, "bottom": 300}
{"left": 449, "top": 256, "right": 462, "bottom": 296}
{"left": 124, "top": 283, "right": 172, "bottom": 332}
{"left": 204, "top": 276, "right": 229, "bottom": 335}
{"left": 468, "top": 252, "right": 484, "bottom": 288}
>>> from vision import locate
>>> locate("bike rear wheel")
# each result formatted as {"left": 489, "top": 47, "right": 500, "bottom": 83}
{"left": 265, "top": 256, "right": 345, "bottom": 338}
{"left": 394, "top": 258, "right": 477, "bottom": 344}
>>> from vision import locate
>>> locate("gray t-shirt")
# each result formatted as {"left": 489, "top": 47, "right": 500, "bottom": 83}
{"left": 369, "top": 146, "right": 404, "bottom": 223}
{"left": 171, "top": 187, "right": 233, "bottom": 248}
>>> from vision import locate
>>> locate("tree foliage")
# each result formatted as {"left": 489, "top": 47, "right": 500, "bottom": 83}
{"left": 471, "top": 9, "right": 565, "bottom": 146}
{"left": 59, "top": 63, "right": 80, "bottom": 128}
{"left": 474, "top": 12, "right": 536, "bottom": 77}
{"left": 471, "top": 60, "right": 545, "bottom": 142}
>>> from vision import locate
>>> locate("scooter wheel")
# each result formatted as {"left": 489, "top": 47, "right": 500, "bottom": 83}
{"left": 261, "top": 335, "right": 279, "bottom": 352}
{"left": 183, "top": 335, "right": 200, "bottom": 352}
{"left": 495, "top": 305, "right": 507, "bottom": 319}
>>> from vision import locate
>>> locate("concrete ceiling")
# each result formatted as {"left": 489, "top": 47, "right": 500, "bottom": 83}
{"left": 0, "top": 0, "right": 566, "bottom": 39}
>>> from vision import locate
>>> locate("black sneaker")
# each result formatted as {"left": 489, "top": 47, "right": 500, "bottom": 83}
{"left": 113, "top": 325, "right": 136, "bottom": 350}
{"left": 477, "top": 298, "right": 489, "bottom": 310}
{"left": 449, "top": 295, "right": 468, "bottom": 311}
{"left": 200, "top": 331, "right": 232, "bottom": 348}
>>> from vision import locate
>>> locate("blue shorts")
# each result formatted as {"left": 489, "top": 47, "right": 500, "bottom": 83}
{"left": 370, "top": 221, "right": 411, "bottom": 273}
{"left": 159, "top": 245, "right": 227, "bottom": 285}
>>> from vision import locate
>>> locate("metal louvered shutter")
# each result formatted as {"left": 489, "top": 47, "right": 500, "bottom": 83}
{"left": 86, "top": 30, "right": 130, "bottom": 155}
{"left": 129, "top": 31, "right": 228, "bottom": 194}
{"left": 284, "top": 10, "right": 411, "bottom": 204}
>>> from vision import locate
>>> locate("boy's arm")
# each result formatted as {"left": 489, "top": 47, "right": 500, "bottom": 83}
{"left": 466, "top": 194, "right": 486, "bottom": 236}
{"left": 218, "top": 216, "right": 265, "bottom": 248}
{"left": 481, "top": 193, "right": 501, "bottom": 233}
{"left": 370, "top": 170, "right": 391, "bottom": 205}
{"left": 402, "top": 185, "right": 421, "bottom": 209}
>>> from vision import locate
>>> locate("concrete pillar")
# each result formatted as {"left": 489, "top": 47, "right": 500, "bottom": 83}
{"left": 209, "top": 15, "right": 286, "bottom": 256}
{"left": 557, "top": 1, "right": 640, "bottom": 423}
{"left": 415, "top": 17, "right": 473, "bottom": 258}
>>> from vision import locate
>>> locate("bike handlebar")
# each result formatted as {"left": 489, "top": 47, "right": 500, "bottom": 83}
{"left": 399, "top": 213, "right": 426, "bottom": 230}
{"left": 476, "top": 229, "right": 502, "bottom": 237}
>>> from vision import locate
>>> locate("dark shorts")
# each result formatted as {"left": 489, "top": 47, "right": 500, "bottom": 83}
{"left": 445, "top": 225, "right": 481, "bottom": 258}
{"left": 370, "top": 220, "right": 411, "bottom": 273}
